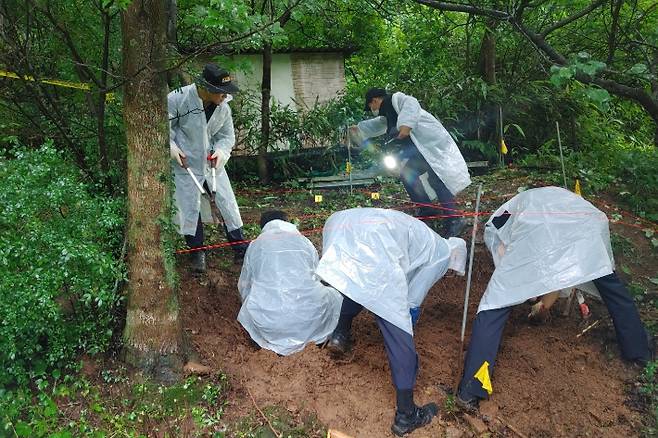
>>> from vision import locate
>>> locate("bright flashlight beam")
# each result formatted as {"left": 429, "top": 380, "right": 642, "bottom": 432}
{"left": 383, "top": 155, "right": 397, "bottom": 169}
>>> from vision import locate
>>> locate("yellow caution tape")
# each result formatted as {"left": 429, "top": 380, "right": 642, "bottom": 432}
{"left": 0, "top": 69, "right": 115, "bottom": 102}
{"left": 474, "top": 360, "right": 493, "bottom": 395}
{"left": 574, "top": 179, "right": 582, "bottom": 195}
{"left": 370, "top": 192, "right": 380, "bottom": 200}
{"left": 346, "top": 161, "right": 352, "bottom": 174}
{"left": 314, "top": 194, "right": 323, "bottom": 203}
{"left": 500, "top": 138, "right": 508, "bottom": 155}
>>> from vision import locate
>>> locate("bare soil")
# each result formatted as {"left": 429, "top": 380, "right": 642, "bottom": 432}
{"left": 178, "top": 197, "right": 654, "bottom": 437}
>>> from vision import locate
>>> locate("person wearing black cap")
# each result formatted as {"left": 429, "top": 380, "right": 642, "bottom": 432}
{"left": 168, "top": 63, "right": 248, "bottom": 272}
{"left": 352, "top": 88, "right": 472, "bottom": 237}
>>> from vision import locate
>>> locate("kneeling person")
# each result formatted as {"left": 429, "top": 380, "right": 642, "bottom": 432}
{"left": 237, "top": 211, "right": 341, "bottom": 356}
{"left": 316, "top": 208, "right": 467, "bottom": 436}
{"left": 457, "top": 186, "right": 653, "bottom": 410}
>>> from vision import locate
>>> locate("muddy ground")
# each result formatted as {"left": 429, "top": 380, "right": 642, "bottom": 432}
{"left": 179, "top": 180, "right": 656, "bottom": 437}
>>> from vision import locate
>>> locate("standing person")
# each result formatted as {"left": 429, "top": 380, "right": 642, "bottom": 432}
{"left": 237, "top": 210, "right": 341, "bottom": 356}
{"left": 351, "top": 88, "right": 471, "bottom": 237}
{"left": 456, "top": 187, "right": 654, "bottom": 410}
{"left": 316, "top": 208, "right": 467, "bottom": 436}
{"left": 168, "top": 63, "right": 248, "bottom": 272}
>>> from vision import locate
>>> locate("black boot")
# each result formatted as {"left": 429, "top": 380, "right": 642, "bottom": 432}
{"left": 190, "top": 251, "right": 206, "bottom": 274}
{"left": 226, "top": 227, "right": 249, "bottom": 263}
{"left": 443, "top": 217, "right": 466, "bottom": 238}
{"left": 391, "top": 403, "right": 438, "bottom": 436}
{"left": 326, "top": 329, "right": 353, "bottom": 358}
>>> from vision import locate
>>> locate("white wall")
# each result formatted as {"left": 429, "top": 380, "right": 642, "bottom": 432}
{"left": 232, "top": 53, "right": 297, "bottom": 110}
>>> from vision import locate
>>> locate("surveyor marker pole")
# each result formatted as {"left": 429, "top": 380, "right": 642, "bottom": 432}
{"left": 347, "top": 127, "right": 353, "bottom": 196}
{"left": 556, "top": 121, "right": 568, "bottom": 189}
{"left": 499, "top": 106, "right": 504, "bottom": 167}
{"left": 461, "top": 184, "right": 482, "bottom": 343}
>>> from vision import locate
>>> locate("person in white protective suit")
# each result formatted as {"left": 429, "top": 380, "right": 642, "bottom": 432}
{"left": 237, "top": 210, "right": 342, "bottom": 356}
{"left": 456, "top": 186, "right": 654, "bottom": 411}
{"left": 350, "top": 88, "right": 471, "bottom": 237}
{"left": 168, "top": 63, "right": 248, "bottom": 272}
{"left": 316, "top": 208, "right": 467, "bottom": 437}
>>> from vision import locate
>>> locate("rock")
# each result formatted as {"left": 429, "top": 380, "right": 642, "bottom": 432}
{"left": 464, "top": 413, "right": 489, "bottom": 435}
{"left": 445, "top": 425, "right": 465, "bottom": 438}
{"left": 479, "top": 400, "right": 499, "bottom": 420}
{"left": 183, "top": 361, "right": 212, "bottom": 375}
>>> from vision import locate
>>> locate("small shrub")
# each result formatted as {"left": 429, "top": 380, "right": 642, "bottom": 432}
{"left": 0, "top": 142, "right": 125, "bottom": 386}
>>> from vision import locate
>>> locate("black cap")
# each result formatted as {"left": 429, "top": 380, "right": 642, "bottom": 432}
{"left": 260, "top": 210, "right": 289, "bottom": 229}
{"left": 364, "top": 87, "right": 387, "bottom": 111}
{"left": 197, "top": 63, "right": 239, "bottom": 94}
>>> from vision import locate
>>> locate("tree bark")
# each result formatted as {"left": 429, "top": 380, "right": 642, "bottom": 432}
{"left": 121, "top": 0, "right": 183, "bottom": 383}
{"left": 258, "top": 42, "right": 273, "bottom": 184}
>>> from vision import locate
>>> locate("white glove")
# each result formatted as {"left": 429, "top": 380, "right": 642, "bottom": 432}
{"left": 170, "top": 143, "right": 186, "bottom": 167}
{"left": 210, "top": 149, "right": 226, "bottom": 169}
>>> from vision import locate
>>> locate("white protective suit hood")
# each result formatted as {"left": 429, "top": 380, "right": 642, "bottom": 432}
{"left": 316, "top": 208, "right": 466, "bottom": 335}
{"left": 237, "top": 220, "right": 342, "bottom": 356}
{"left": 478, "top": 186, "right": 614, "bottom": 313}
{"left": 356, "top": 91, "right": 471, "bottom": 196}
{"left": 168, "top": 84, "right": 242, "bottom": 235}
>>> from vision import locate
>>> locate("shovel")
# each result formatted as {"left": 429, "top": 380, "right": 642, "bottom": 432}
{"left": 180, "top": 156, "right": 221, "bottom": 224}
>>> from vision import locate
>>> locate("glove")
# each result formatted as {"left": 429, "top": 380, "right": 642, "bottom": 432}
{"left": 209, "top": 149, "right": 226, "bottom": 168}
{"left": 170, "top": 143, "right": 186, "bottom": 167}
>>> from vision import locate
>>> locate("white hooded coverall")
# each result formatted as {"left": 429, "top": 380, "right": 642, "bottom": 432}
{"left": 168, "top": 84, "right": 243, "bottom": 235}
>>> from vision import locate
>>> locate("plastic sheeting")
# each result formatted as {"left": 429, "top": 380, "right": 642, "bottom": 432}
{"left": 169, "top": 85, "right": 242, "bottom": 234}
{"left": 316, "top": 208, "right": 466, "bottom": 335}
{"left": 478, "top": 186, "right": 614, "bottom": 313}
{"left": 356, "top": 91, "right": 471, "bottom": 196}
{"left": 237, "top": 220, "right": 341, "bottom": 356}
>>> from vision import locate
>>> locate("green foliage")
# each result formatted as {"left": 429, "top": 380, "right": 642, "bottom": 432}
{"left": 639, "top": 360, "right": 658, "bottom": 435}
{"left": 231, "top": 405, "right": 325, "bottom": 438}
{"left": 1, "top": 371, "right": 229, "bottom": 437}
{"left": 0, "top": 143, "right": 125, "bottom": 386}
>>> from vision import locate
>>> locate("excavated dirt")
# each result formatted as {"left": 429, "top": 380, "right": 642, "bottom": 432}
{"left": 178, "top": 189, "right": 654, "bottom": 437}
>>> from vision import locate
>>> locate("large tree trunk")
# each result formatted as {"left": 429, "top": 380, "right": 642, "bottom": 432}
{"left": 258, "top": 43, "right": 272, "bottom": 184}
{"left": 121, "top": 0, "right": 183, "bottom": 383}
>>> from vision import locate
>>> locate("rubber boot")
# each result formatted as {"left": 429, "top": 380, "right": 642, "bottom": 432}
{"left": 190, "top": 251, "right": 206, "bottom": 274}
{"left": 226, "top": 227, "right": 249, "bottom": 263}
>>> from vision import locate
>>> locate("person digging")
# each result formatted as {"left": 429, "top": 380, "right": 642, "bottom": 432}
{"left": 456, "top": 186, "right": 654, "bottom": 412}
{"left": 237, "top": 210, "right": 341, "bottom": 356}
{"left": 316, "top": 208, "right": 467, "bottom": 436}
{"left": 168, "top": 63, "right": 249, "bottom": 272}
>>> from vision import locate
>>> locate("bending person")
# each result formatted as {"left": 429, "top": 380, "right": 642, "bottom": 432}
{"left": 456, "top": 186, "right": 653, "bottom": 411}
{"left": 237, "top": 211, "right": 341, "bottom": 356}
{"left": 350, "top": 88, "right": 471, "bottom": 237}
{"left": 317, "top": 208, "right": 467, "bottom": 436}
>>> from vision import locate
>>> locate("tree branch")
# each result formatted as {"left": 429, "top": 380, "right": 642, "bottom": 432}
{"left": 539, "top": 0, "right": 605, "bottom": 37}
{"left": 413, "top": 0, "right": 508, "bottom": 19}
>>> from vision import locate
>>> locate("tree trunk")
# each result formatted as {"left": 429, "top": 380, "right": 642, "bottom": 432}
{"left": 478, "top": 19, "right": 497, "bottom": 143}
{"left": 121, "top": 0, "right": 183, "bottom": 383}
{"left": 258, "top": 43, "right": 272, "bottom": 184}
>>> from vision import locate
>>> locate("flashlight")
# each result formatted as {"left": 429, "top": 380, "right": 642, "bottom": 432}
{"left": 383, "top": 154, "right": 398, "bottom": 170}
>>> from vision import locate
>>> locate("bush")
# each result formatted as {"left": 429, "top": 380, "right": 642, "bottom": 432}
{"left": 0, "top": 142, "right": 125, "bottom": 386}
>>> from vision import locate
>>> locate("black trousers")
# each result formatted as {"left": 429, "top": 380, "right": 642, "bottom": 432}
{"left": 458, "top": 271, "right": 651, "bottom": 401}
{"left": 397, "top": 143, "right": 456, "bottom": 219}
{"left": 338, "top": 296, "right": 418, "bottom": 390}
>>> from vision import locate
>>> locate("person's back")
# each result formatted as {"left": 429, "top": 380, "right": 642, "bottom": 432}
{"left": 238, "top": 213, "right": 341, "bottom": 356}
{"left": 318, "top": 207, "right": 465, "bottom": 335}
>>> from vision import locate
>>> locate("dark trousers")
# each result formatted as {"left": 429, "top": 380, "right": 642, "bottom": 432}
{"left": 458, "top": 271, "right": 651, "bottom": 401}
{"left": 184, "top": 214, "right": 204, "bottom": 248}
{"left": 397, "top": 143, "right": 455, "bottom": 219}
{"left": 337, "top": 296, "right": 418, "bottom": 390}
{"left": 184, "top": 213, "right": 248, "bottom": 256}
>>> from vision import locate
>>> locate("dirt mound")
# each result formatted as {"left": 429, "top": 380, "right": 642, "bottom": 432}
{"left": 178, "top": 238, "right": 646, "bottom": 437}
